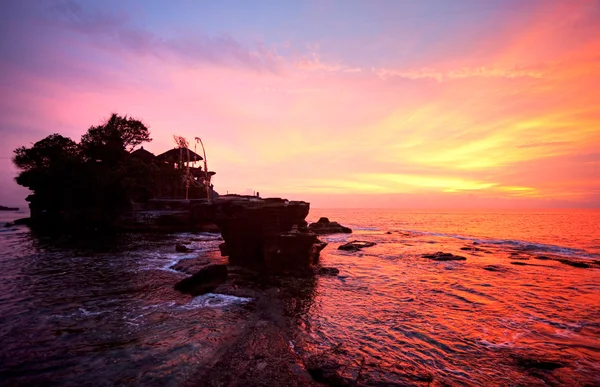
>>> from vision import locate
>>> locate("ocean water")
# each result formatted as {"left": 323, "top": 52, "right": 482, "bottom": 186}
{"left": 302, "top": 209, "right": 600, "bottom": 386}
{"left": 1, "top": 208, "right": 599, "bottom": 386}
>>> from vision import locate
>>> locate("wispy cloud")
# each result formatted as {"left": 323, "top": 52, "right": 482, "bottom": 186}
{"left": 48, "top": 0, "right": 282, "bottom": 71}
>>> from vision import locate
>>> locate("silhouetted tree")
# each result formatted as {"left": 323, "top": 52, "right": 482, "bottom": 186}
{"left": 81, "top": 113, "right": 151, "bottom": 164}
{"left": 13, "top": 114, "right": 153, "bottom": 229}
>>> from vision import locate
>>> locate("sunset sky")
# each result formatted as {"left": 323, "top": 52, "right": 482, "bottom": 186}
{"left": 1, "top": 0, "right": 599, "bottom": 208}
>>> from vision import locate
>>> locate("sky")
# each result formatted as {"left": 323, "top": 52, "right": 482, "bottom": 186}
{"left": 1, "top": 0, "right": 599, "bottom": 208}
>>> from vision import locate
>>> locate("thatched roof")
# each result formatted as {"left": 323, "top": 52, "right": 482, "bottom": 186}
{"left": 156, "top": 147, "right": 203, "bottom": 163}
{"left": 131, "top": 146, "right": 155, "bottom": 162}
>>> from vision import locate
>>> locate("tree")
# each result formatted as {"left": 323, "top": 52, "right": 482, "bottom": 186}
{"left": 81, "top": 113, "right": 151, "bottom": 163}
{"left": 13, "top": 134, "right": 81, "bottom": 172}
{"left": 13, "top": 114, "right": 153, "bottom": 229}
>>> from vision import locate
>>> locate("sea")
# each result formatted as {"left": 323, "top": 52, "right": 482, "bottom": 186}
{"left": 0, "top": 208, "right": 599, "bottom": 386}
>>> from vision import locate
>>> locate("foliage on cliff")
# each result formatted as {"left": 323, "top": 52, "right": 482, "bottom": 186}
{"left": 13, "top": 114, "right": 154, "bottom": 228}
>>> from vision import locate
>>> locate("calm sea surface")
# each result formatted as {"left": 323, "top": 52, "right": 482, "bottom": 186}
{"left": 1, "top": 208, "right": 599, "bottom": 386}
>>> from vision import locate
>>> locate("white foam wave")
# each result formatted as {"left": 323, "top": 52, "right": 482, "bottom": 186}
{"left": 137, "top": 252, "right": 197, "bottom": 274}
{"left": 180, "top": 293, "right": 252, "bottom": 309}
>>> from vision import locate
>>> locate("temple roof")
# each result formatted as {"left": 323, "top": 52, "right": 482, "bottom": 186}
{"left": 131, "top": 146, "right": 156, "bottom": 162}
{"left": 156, "top": 147, "right": 203, "bottom": 163}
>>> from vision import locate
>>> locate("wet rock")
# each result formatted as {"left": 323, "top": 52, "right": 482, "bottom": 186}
{"left": 514, "top": 355, "right": 565, "bottom": 370}
{"left": 317, "top": 267, "right": 340, "bottom": 276}
{"left": 510, "top": 261, "right": 546, "bottom": 267}
{"left": 171, "top": 258, "right": 212, "bottom": 274}
{"left": 557, "top": 259, "right": 591, "bottom": 268}
{"left": 197, "top": 222, "right": 221, "bottom": 233}
{"left": 214, "top": 198, "right": 326, "bottom": 275}
{"left": 308, "top": 217, "right": 352, "bottom": 235}
{"left": 460, "top": 246, "right": 483, "bottom": 252}
{"left": 305, "top": 356, "right": 350, "bottom": 387}
{"left": 218, "top": 242, "right": 229, "bottom": 256}
{"left": 176, "top": 243, "right": 192, "bottom": 252}
{"left": 174, "top": 264, "right": 228, "bottom": 296}
{"left": 422, "top": 252, "right": 466, "bottom": 261}
{"left": 338, "top": 241, "right": 376, "bottom": 251}
{"left": 4, "top": 217, "right": 30, "bottom": 227}
{"left": 483, "top": 265, "right": 505, "bottom": 272}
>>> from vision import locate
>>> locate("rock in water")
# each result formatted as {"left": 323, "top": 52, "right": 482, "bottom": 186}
{"left": 422, "top": 252, "right": 466, "bottom": 261}
{"left": 174, "top": 264, "right": 228, "bottom": 296}
{"left": 213, "top": 198, "right": 327, "bottom": 275}
{"left": 337, "top": 241, "right": 376, "bottom": 251}
{"left": 308, "top": 217, "right": 352, "bottom": 235}
{"left": 317, "top": 267, "right": 340, "bottom": 276}
{"left": 175, "top": 243, "right": 192, "bottom": 252}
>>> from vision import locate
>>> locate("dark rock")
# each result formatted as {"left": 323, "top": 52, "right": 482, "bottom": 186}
{"left": 174, "top": 264, "right": 228, "bottom": 296}
{"left": 510, "top": 261, "right": 546, "bottom": 267}
{"left": 213, "top": 199, "right": 326, "bottom": 274}
{"left": 514, "top": 356, "right": 564, "bottom": 370}
{"left": 218, "top": 242, "right": 229, "bottom": 256}
{"left": 510, "top": 261, "right": 528, "bottom": 266}
{"left": 557, "top": 259, "right": 591, "bottom": 268}
{"left": 198, "top": 222, "right": 221, "bottom": 233}
{"left": 171, "top": 259, "right": 210, "bottom": 274}
{"left": 305, "top": 356, "right": 350, "bottom": 387}
{"left": 176, "top": 243, "right": 192, "bottom": 252}
{"left": 483, "top": 265, "right": 505, "bottom": 272}
{"left": 5, "top": 217, "right": 30, "bottom": 227}
{"left": 0, "top": 205, "right": 19, "bottom": 211}
{"left": 308, "top": 217, "right": 352, "bottom": 235}
{"left": 536, "top": 255, "right": 551, "bottom": 260}
{"left": 338, "top": 240, "right": 376, "bottom": 251}
{"left": 317, "top": 267, "right": 339, "bottom": 276}
{"left": 460, "top": 246, "right": 483, "bottom": 252}
{"left": 385, "top": 231, "right": 392, "bottom": 234}
{"left": 422, "top": 252, "right": 466, "bottom": 261}
{"left": 473, "top": 241, "right": 480, "bottom": 245}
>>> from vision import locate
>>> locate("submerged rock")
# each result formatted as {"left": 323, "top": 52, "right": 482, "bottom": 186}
{"left": 338, "top": 241, "right": 376, "bottom": 251}
{"left": 557, "top": 259, "right": 591, "bottom": 268}
{"left": 514, "top": 355, "right": 565, "bottom": 370}
{"left": 483, "top": 265, "right": 506, "bottom": 272}
{"left": 174, "top": 264, "right": 228, "bottom": 296}
{"left": 305, "top": 355, "right": 350, "bottom": 387}
{"left": 422, "top": 252, "right": 466, "bottom": 261}
{"left": 308, "top": 217, "right": 352, "bottom": 235}
{"left": 460, "top": 246, "right": 483, "bottom": 252}
{"left": 175, "top": 243, "right": 192, "bottom": 253}
{"left": 317, "top": 267, "right": 340, "bottom": 276}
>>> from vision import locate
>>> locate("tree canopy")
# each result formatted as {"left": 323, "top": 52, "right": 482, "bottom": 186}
{"left": 12, "top": 114, "right": 153, "bottom": 229}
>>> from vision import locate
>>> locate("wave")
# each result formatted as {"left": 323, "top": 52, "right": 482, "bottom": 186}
{"left": 180, "top": 293, "right": 252, "bottom": 309}
{"left": 399, "top": 229, "right": 599, "bottom": 259}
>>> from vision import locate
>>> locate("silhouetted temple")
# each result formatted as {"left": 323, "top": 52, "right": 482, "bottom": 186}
{"left": 132, "top": 146, "right": 218, "bottom": 200}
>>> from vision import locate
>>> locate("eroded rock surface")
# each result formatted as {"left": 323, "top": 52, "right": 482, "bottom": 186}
{"left": 213, "top": 198, "right": 327, "bottom": 275}
{"left": 308, "top": 217, "right": 352, "bottom": 235}
{"left": 174, "top": 264, "right": 228, "bottom": 296}
{"left": 338, "top": 241, "right": 376, "bottom": 251}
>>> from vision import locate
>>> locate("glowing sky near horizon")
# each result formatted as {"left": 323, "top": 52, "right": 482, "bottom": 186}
{"left": 1, "top": 0, "right": 599, "bottom": 208}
